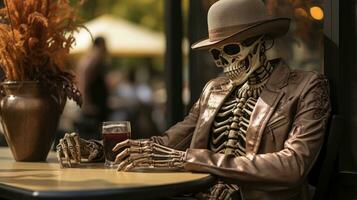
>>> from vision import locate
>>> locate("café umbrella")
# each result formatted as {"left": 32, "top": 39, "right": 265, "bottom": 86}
{"left": 71, "top": 15, "right": 165, "bottom": 57}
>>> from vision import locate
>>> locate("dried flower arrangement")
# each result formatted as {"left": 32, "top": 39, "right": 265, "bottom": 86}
{"left": 0, "top": 0, "right": 83, "bottom": 106}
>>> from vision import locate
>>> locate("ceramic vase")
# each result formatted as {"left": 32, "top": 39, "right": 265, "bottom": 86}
{"left": 0, "top": 81, "right": 63, "bottom": 161}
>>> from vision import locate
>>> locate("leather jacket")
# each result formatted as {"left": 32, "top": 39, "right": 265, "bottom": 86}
{"left": 151, "top": 59, "right": 331, "bottom": 200}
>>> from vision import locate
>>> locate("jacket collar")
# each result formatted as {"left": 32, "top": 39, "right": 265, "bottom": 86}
{"left": 265, "top": 58, "right": 290, "bottom": 92}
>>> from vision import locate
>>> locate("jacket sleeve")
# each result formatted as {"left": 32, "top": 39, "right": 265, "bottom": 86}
{"left": 150, "top": 101, "right": 200, "bottom": 151}
{"left": 183, "top": 74, "right": 331, "bottom": 190}
{"left": 150, "top": 79, "right": 215, "bottom": 150}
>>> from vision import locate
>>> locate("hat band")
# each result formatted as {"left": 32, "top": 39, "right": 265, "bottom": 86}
{"left": 208, "top": 20, "right": 267, "bottom": 42}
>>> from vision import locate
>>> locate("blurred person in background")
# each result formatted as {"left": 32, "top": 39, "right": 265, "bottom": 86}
{"left": 74, "top": 37, "right": 110, "bottom": 140}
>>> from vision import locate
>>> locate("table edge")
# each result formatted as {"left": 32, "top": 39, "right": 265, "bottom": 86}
{"left": 0, "top": 174, "right": 216, "bottom": 200}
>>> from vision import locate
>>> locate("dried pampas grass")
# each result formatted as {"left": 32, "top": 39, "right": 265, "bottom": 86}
{"left": 0, "top": 0, "right": 83, "bottom": 106}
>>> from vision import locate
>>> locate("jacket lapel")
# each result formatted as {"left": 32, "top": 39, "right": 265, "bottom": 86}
{"left": 245, "top": 60, "right": 291, "bottom": 156}
{"left": 190, "top": 79, "right": 234, "bottom": 149}
{"left": 245, "top": 90, "right": 284, "bottom": 156}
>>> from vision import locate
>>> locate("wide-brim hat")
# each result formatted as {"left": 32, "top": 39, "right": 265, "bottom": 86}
{"left": 192, "top": 0, "right": 291, "bottom": 50}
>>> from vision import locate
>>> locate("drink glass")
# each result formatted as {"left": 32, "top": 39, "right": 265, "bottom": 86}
{"left": 102, "top": 121, "right": 131, "bottom": 167}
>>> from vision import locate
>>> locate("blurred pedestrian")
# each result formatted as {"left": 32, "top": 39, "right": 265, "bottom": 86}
{"left": 74, "top": 37, "right": 110, "bottom": 140}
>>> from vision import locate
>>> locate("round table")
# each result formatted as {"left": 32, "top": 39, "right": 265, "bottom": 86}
{"left": 0, "top": 147, "right": 216, "bottom": 200}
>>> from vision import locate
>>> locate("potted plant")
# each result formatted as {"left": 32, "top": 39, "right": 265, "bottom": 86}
{"left": 0, "top": 0, "right": 82, "bottom": 161}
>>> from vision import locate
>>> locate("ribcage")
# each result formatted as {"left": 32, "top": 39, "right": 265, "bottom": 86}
{"left": 209, "top": 88, "right": 258, "bottom": 157}
{"left": 210, "top": 95, "right": 236, "bottom": 154}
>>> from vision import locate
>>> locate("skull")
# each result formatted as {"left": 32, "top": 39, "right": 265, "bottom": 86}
{"left": 210, "top": 35, "right": 266, "bottom": 86}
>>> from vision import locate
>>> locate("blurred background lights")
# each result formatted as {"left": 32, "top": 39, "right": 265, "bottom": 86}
{"left": 310, "top": 6, "right": 324, "bottom": 20}
{"left": 295, "top": 8, "right": 308, "bottom": 18}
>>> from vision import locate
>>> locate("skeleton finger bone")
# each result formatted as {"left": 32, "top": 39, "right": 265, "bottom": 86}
{"left": 210, "top": 184, "right": 222, "bottom": 200}
{"left": 117, "top": 153, "right": 152, "bottom": 171}
{"left": 59, "top": 139, "right": 71, "bottom": 168}
{"left": 88, "top": 149, "right": 99, "bottom": 162}
{"left": 117, "top": 156, "right": 132, "bottom": 171}
{"left": 123, "top": 156, "right": 153, "bottom": 171}
{"left": 71, "top": 132, "right": 81, "bottom": 162}
{"left": 115, "top": 140, "right": 151, "bottom": 170}
{"left": 113, "top": 139, "right": 150, "bottom": 152}
{"left": 122, "top": 155, "right": 150, "bottom": 171}
{"left": 115, "top": 146, "right": 150, "bottom": 164}
{"left": 56, "top": 146, "right": 64, "bottom": 168}
{"left": 112, "top": 139, "right": 131, "bottom": 152}
{"left": 210, "top": 183, "right": 232, "bottom": 200}
{"left": 123, "top": 163, "right": 135, "bottom": 171}
{"left": 119, "top": 153, "right": 151, "bottom": 171}
{"left": 224, "top": 184, "right": 239, "bottom": 200}
{"left": 114, "top": 148, "right": 131, "bottom": 164}
{"left": 64, "top": 133, "right": 78, "bottom": 164}
{"left": 131, "top": 159, "right": 181, "bottom": 169}
{"left": 220, "top": 189, "right": 229, "bottom": 200}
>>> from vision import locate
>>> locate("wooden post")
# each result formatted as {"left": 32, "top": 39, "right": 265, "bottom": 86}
{"left": 338, "top": 0, "right": 357, "bottom": 171}
{"left": 164, "top": 0, "right": 183, "bottom": 127}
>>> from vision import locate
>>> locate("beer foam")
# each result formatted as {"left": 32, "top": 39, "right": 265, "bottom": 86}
{"left": 103, "top": 123, "right": 130, "bottom": 133}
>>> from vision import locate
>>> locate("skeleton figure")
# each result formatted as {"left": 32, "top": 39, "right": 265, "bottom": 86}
{"left": 56, "top": 1, "right": 331, "bottom": 200}
{"left": 205, "top": 35, "right": 275, "bottom": 199}
{"left": 56, "top": 35, "right": 273, "bottom": 200}
{"left": 57, "top": 35, "right": 272, "bottom": 168}
{"left": 209, "top": 35, "right": 273, "bottom": 156}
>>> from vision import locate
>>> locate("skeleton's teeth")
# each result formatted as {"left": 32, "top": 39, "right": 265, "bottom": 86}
{"left": 224, "top": 59, "right": 247, "bottom": 76}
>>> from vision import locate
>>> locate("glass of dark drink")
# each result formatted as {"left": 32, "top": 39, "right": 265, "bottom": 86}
{"left": 102, "top": 121, "right": 131, "bottom": 167}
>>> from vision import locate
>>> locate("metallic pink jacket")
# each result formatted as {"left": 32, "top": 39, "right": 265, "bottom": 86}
{"left": 152, "top": 60, "right": 331, "bottom": 200}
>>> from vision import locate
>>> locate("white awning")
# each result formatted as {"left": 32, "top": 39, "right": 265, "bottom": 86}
{"left": 71, "top": 15, "right": 165, "bottom": 57}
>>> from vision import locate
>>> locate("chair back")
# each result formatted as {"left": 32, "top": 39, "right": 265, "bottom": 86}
{"left": 310, "top": 115, "right": 342, "bottom": 200}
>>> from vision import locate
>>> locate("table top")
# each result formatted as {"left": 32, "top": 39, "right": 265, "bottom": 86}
{"left": 0, "top": 147, "right": 215, "bottom": 200}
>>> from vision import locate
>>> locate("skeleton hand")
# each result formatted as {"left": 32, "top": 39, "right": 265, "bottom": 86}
{"left": 113, "top": 139, "right": 186, "bottom": 171}
{"left": 56, "top": 132, "right": 104, "bottom": 168}
{"left": 208, "top": 182, "right": 239, "bottom": 200}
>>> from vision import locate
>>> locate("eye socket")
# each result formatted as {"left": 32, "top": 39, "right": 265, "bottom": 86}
{"left": 241, "top": 35, "right": 262, "bottom": 47}
{"left": 223, "top": 44, "right": 240, "bottom": 55}
{"left": 210, "top": 48, "right": 221, "bottom": 60}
